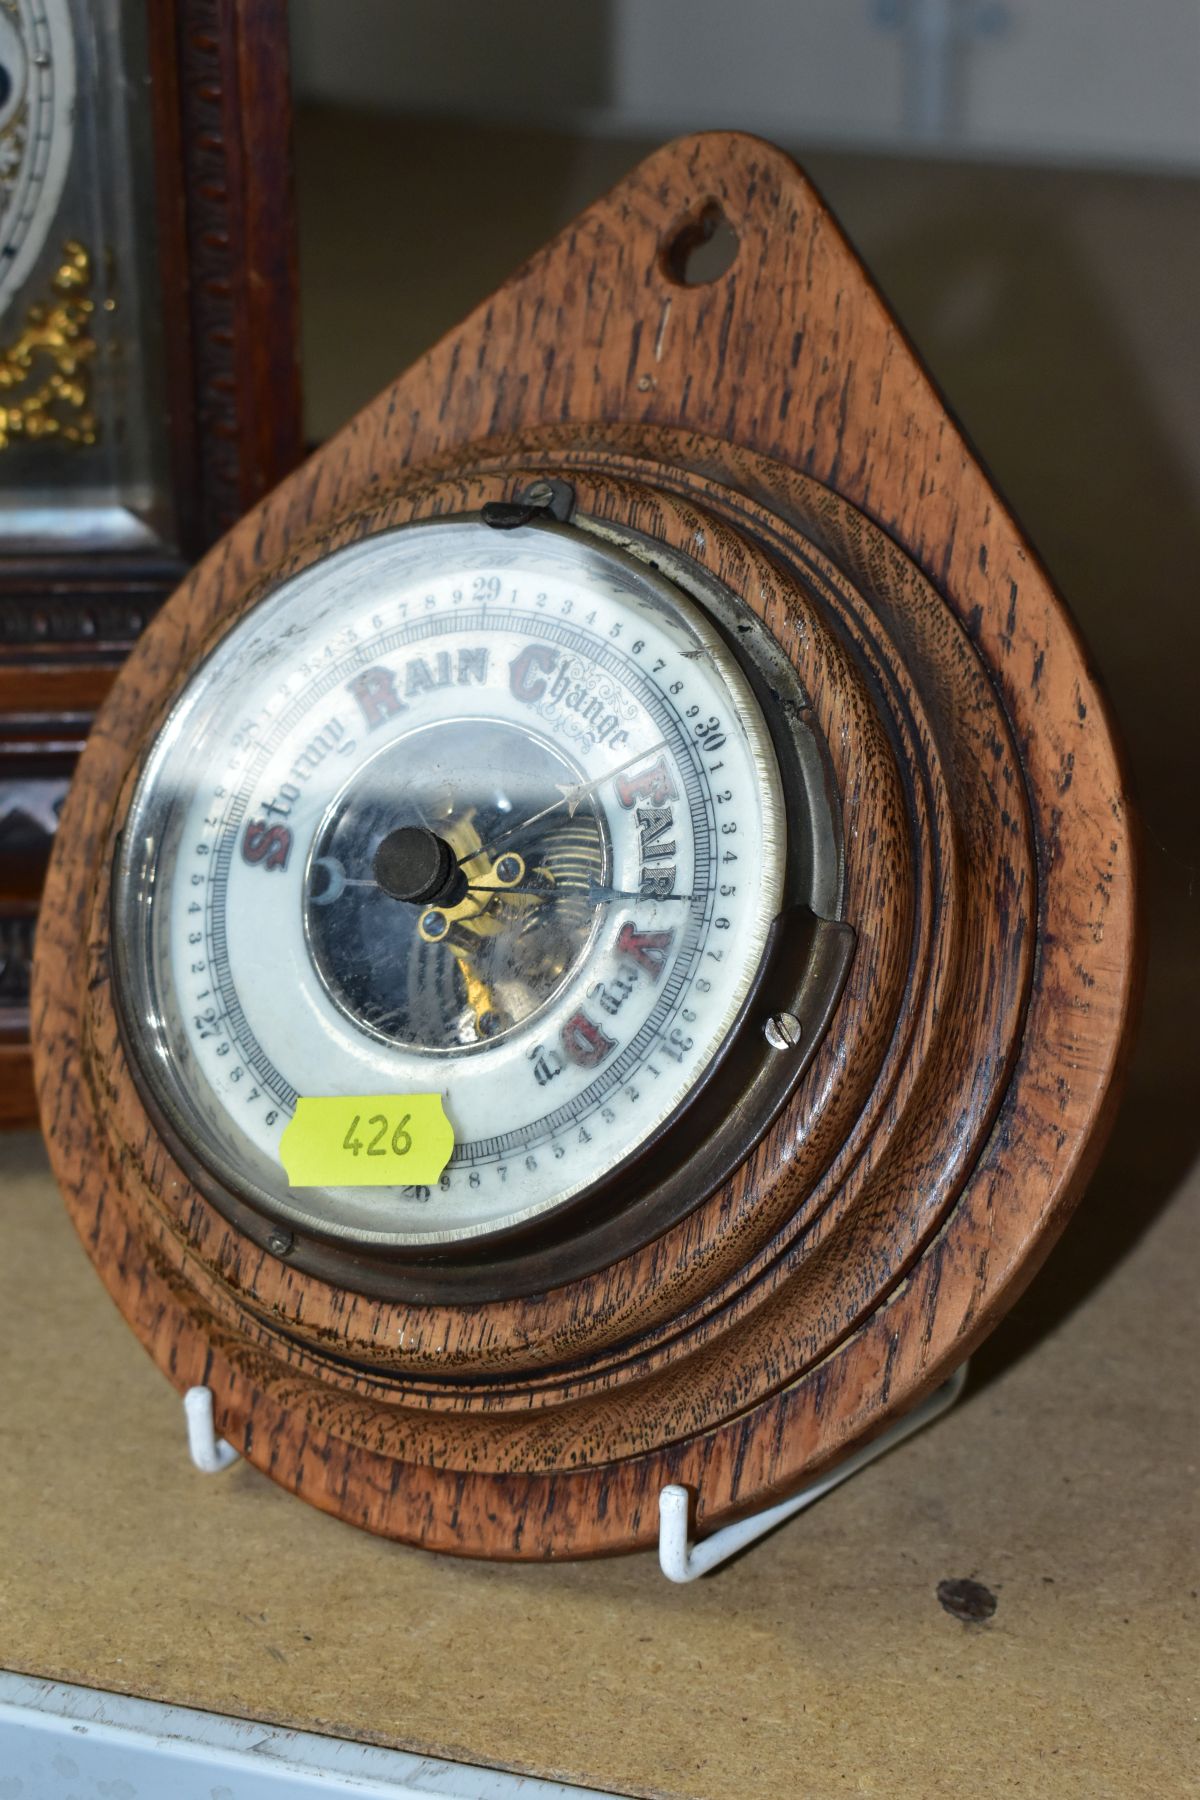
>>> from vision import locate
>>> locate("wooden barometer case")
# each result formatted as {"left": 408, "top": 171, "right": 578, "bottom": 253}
{"left": 32, "top": 136, "right": 1140, "bottom": 1560}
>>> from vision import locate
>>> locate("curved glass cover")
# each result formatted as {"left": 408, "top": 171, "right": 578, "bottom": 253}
{"left": 114, "top": 518, "right": 787, "bottom": 1248}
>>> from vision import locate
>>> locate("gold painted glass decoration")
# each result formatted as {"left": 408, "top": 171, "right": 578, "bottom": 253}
{"left": 0, "top": 0, "right": 172, "bottom": 547}
{"left": 0, "top": 239, "right": 95, "bottom": 449}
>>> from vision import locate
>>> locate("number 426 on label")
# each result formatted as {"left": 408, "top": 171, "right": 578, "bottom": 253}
{"left": 279, "top": 1094, "right": 454, "bottom": 1188}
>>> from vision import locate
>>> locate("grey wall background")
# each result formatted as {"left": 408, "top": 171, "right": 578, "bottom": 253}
{"left": 291, "top": 0, "right": 1200, "bottom": 169}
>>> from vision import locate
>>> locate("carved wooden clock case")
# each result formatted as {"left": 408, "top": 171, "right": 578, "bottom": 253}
{"left": 32, "top": 136, "right": 1140, "bottom": 1560}
{"left": 0, "top": 0, "right": 301, "bottom": 1124}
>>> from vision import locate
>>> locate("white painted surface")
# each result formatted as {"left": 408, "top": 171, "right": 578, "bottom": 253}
{"left": 608, "top": 0, "right": 904, "bottom": 148}
{"left": 965, "top": 0, "right": 1200, "bottom": 164}
{"left": 183, "top": 1384, "right": 239, "bottom": 1473}
{"left": 0, "top": 1674, "right": 622, "bottom": 1799}
{"left": 289, "top": 0, "right": 1200, "bottom": 169}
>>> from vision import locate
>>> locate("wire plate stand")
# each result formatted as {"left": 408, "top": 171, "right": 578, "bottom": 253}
{"left": 183, "top": 1363, "right": 968, "bottom": 1581}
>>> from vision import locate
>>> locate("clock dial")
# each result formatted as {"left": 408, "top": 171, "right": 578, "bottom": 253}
{"left": 114, "top": 518, "right": 788, "bottom": 1249}
{"left": 0, "top": 0, "right": 75, "bottom": 318}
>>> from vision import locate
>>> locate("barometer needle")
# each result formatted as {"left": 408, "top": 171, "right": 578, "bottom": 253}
{"left": 462, "top": 880, "right": 694, "bottom": 905}
{"left": 586, "top": 883, "right": 695, "bottom": 905}
{"left": 464, "top": 739, "right": 671, "bottom": 865}
{"left": 312, "top": 858, "right": 696, "bottom": 911}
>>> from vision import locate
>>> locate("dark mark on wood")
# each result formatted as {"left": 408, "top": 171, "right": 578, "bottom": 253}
{"left": 937, "top": 1577, "right": 999, "bottom": 1624}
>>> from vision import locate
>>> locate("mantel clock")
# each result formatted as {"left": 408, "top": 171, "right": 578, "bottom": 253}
{"left": 0, "top": 0, "right": 301, "bottom": 1123}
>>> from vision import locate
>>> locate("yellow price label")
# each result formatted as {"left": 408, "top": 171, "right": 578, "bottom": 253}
{"left": 279, "top": 1094, "right": 454, "bottom": 1188}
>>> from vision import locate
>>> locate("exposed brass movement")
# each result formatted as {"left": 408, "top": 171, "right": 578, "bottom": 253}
{"left": 417, "top": 806, "right": 602, "bottom": 1041}
{"left": 419, "top": 812, "right": 552, "bottom": 1036}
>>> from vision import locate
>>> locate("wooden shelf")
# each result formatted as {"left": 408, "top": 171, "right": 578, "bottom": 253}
{"left": 1, "top": 1116, "right": 1191, "bottom": 1798}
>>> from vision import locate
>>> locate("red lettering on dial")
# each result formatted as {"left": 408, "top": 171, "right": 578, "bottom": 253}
{"left": 616, "top": 754, "right": 677, "bottom": 808}
{"left": 508, "top": 644, "right": 558, "bottom": 703}
{"left": 560, "top": 1009, "right": 615, "bottom": 1069}
{"left": 346, "top": 666, "right": 405, "bottom": 730}
{"left": 615, "top": 922, "right": 675, "bottom": 980}
{"left": 241, "top": 820, "right": 292, "bottom": 871}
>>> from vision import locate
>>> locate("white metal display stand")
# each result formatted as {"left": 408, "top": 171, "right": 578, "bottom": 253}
{"left": 657, "top": 1364, "right": 968, "bottom": 1580}
{"left": 183, "top": 1384, "right": 240, "bottom": 1473}
{"left": 183, "top": 1363, "right": 969, "bottom": 1581}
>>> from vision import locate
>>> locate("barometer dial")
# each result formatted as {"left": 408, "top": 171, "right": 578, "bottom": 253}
{"left": 114, "top": 519, "right": 787, "bottom": 1249}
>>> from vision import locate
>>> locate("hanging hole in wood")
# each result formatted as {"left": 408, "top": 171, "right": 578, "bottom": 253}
{"left": 662, "top": 201, "right": 739, "bottom": 286}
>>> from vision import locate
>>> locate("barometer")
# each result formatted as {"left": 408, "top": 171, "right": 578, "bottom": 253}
{"left": 33, "top": 135, "right": 1139, "bottom": 1558}
{"left": 111, "top": 511, "right": 848, "bottom": 1293}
